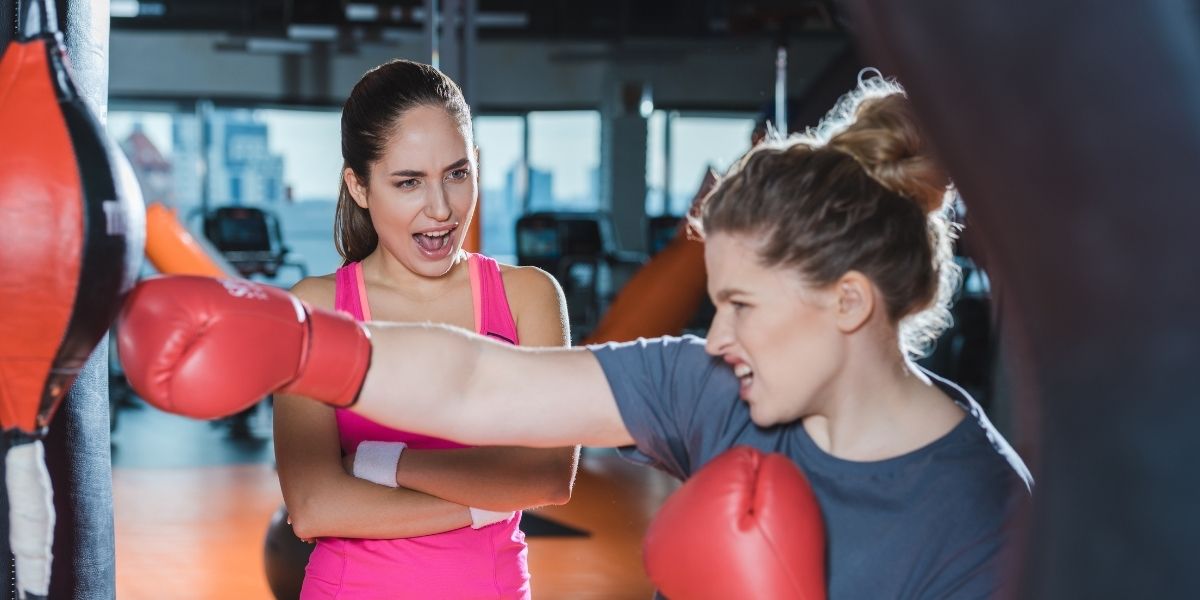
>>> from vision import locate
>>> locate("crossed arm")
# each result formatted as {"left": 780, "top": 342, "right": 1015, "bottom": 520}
{"left": 274, "top": 267, "right": 591, "bottom": 541}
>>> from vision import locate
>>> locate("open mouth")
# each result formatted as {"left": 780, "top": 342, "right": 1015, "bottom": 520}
{"left": 413, "top": 225, "right": 457, "bottom": 256}
{"left": 733, "top": 362, "right": 754, "bottom": 396}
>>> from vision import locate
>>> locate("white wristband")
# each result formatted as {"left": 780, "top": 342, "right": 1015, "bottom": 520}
{"left": 352, "top": 441, "right": 406, "bottom": 488}
{"left": 469, "top": 507, "right": 514, "bottom": 529}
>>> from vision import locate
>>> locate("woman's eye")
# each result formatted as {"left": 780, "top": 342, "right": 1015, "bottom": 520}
{"left": 396, "top": 179, "right": 419, "bottom": 189}
{"left": 731, "top": 301, "right": 749, "bottom": 312}
{"left": 447, "top": 168, "right": 470, "bottom": 181}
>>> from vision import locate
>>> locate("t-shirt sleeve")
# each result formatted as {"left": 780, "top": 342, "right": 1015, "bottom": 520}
{"left": 588, "top": 335, "right": 741, "bottom": 480}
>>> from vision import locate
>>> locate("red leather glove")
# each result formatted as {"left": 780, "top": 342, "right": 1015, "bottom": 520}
{"left": 117, "top": 275, "right": 371, "bottom": 418}
{"left": 643, "top": 446, "right": 826, "bottom": 600}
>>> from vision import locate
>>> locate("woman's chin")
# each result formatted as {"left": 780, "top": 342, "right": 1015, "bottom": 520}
{"left": 746, "top": 403, "right": 779, "bottom": 428}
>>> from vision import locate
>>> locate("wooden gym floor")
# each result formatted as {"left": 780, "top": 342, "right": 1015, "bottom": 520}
{"left": 111, "top": 402, "right": 679, "bottom": 599}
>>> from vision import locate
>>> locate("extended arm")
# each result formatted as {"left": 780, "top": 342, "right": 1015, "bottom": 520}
{"left": 117, "top": 275, "right": 637, "bottom": 452}
{"left": 371, "top": 267, "right": 581, "bottom": 510}
{"left": 354, "top": 325, "right": 633, "bottom": 448}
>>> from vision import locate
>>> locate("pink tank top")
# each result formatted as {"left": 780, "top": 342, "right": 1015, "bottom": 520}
{"left": 300, "top": 254, "right": 531, "bottom": 600}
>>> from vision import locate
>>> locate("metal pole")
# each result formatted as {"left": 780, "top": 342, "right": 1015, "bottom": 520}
{"left": 774, "top": 45, "right": 788, "bottom": 135}
{"left": 46, "top": 0, "right": 117, "bottom": 596}
{"left": 424, "top": 0, "right": 439, "bottom": 69}
{"left": 462, "top": 0, "right": 477, "bottom": 110}
{"left": 664, "top": 111, "right": 673, "bottom": 214}
{"left": 197, "top": 99, "right": 213, "bottom": 218}
{"left": 522, "top": 113, "right": 532, "bottom": 211}
{"left": 440, "top": 0, "right": 458, "bottom": 80}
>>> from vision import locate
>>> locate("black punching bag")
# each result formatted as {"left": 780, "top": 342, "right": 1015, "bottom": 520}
{"left": 835, "top": 0, "right": 1200, "bottom": 596}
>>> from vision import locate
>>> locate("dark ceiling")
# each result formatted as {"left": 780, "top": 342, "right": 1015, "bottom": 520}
{"left": 109, "top": 0, "right": 844, "bottom": 41}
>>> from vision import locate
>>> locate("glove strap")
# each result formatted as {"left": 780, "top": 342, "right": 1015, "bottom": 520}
{"left": 281, "top": 303, "right": 371, "bottom": 407}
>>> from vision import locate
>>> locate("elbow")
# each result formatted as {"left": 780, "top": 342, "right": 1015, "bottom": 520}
{"left": 541, "top": 453, "right": 579, "bottom": 506}
{"left": 543, "top": 481, "right": 573, "bottom": 506}
{"left": 288, "top": 515, "right": 319, "bottom": 542}
{"left": 286, "top": 507, "right": 319, "bottom": 541}
{"left": 536, "top": 474, "right": 573, "bottom": 506}
{"left": 284, "top": 494, "right": 332, "bottom": 540}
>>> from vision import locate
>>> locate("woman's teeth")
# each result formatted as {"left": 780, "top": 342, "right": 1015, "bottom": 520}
{"left": 733, "top": 363, "right": 754, "bottom": 389}
{"left": 415, "top": 229, "right": 453, "bottom": 251}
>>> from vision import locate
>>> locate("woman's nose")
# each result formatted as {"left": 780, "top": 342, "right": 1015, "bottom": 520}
{"left": 425, "top": 184, "right": 452, "bottom": 220}
{"left": 705, "top": 311, "right": 732, "bottom": 357}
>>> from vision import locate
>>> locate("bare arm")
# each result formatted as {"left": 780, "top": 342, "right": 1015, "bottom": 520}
{"left": 380, "top": 267, "right": 580, "bottom": 511}
{"left": 274, "top": 277, "right": 471, "bottom": 540}
{"left": 354, "top": 323, "right": 634, "bottom": 448}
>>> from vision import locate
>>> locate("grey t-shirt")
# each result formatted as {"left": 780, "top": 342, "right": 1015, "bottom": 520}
{"left": 590, "top": 335, "right": 1032, "bottom": 600}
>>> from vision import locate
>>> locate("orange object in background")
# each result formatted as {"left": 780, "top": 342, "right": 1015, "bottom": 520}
{"left": 462, "top": 158, "right": 486, "bottom": 254}
{"left": 144, "top": 203, "right": 235, "bottom": 278}
{"left": 462, "top": 195, "right": 480, "bottom": 254}
{"left": 584, "top": 231, "right": 707, "bottom": 345}
{"left": 585, "top": 168, "right": 717, "bottom": 345}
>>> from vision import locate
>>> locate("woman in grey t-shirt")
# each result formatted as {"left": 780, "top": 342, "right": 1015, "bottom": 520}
{"left": 123, "top": 74, "right": 1032, "bottom": 598}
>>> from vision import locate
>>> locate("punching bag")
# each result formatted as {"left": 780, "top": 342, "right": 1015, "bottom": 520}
{"left": 0, "top": 0, "right": 143, "bottom": 597}
{"left": 834, "top": 0, "right": 1200, "bottom": 596}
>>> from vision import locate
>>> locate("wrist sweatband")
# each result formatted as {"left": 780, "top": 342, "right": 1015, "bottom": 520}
{"left": 352, "top": 441, "right": 406, "bottom": 488}
{"left": 469, "top": 507, "right": 514, "bottom": 529}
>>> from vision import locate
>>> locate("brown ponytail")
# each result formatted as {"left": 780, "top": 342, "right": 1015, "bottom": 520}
{"left": 333, "top": 171, "right": 378, "bottom": 264}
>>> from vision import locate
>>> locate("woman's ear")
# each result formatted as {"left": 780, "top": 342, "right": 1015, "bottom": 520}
{"left": 833, "top": 271, "right": 876, "bottom": 334}
{"left": 344, "top": 167, "right": 369, "bottom": 210}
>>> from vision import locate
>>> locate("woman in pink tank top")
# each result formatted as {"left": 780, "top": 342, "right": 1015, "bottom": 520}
{"left": 273, "top": 60, "right": 578, "bottom": 599}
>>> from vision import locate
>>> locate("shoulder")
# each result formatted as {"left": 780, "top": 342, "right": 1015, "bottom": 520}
{"left": 598, "top": 336, "right": 743, "bottom": 477}
{"left": 931, "top": 421, "right": 1031, "bottom": 499}
{"left": 589, "top": 334, "right": 714, "bottom": 362}
{"left": 918, "top": 417, "right": 1032, "bottom": 538}
{"left": 590, "top": 335, "right": 735, "bottom": 391}
{"left": 491, "top": 260, "right": 568, "bottom": 345}
{"left": 497, "top": 262, "right": 561, "bottom": 294}
{"left": 290, "top": 274, "right": 337, "bottom": 311}
{"left": 496, "top": 262, "right": 565, "bottom": 311}
{"left": 926, "top": 372, "right": 1034, "bottom": 491}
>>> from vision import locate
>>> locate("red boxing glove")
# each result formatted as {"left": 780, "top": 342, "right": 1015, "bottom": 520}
{"left": 643, "top": 446, "right": 826, "bottom": 600}
{"left": 116, "top": 275, "right": 371, "bottom": 419}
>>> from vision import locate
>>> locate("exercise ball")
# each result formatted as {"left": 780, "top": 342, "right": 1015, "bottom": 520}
{"left": 263, "top": 505, "right": 314, "bottom": 600}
